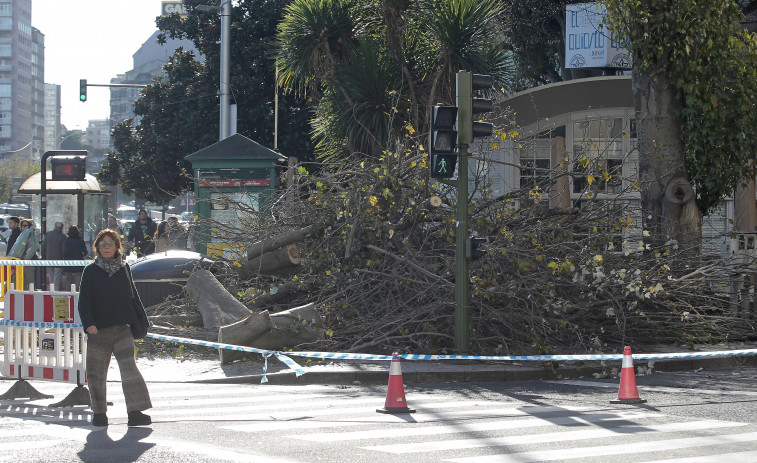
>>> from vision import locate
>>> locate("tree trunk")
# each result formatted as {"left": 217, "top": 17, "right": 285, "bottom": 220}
{"left": 218, "top": 302, "right": 323, "bottom": 364}
{"left": 633, "top": 71, "right": 701, "bottom": 258}
{"left": 247, "top": 281, "right": 299, "bottom": 308}
{"left": 245, "top": 226, "right": 314, "bottom": 260}
{"left": 217, "top": 310, "right": 273, "bottom": 364}
{"left": 186, "top": 270, "right": 252, "bottom": 328}
{"left": 238, "top": 245, "right": 301, "bottom": 280}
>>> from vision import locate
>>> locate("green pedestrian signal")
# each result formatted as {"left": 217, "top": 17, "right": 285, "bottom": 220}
{"left": 429, "top": 104, "right": 458, "bottom": 179}
{"left": 431, "top": 154, "right": 457, "bottom": 178}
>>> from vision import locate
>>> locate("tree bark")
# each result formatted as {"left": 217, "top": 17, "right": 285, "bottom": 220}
{"left": 247, "top": 281, "right": 299, "bottom": 308}
{"left": 633, "top": 71, "right": 701, "bottom": 257}
{"left": 186, "top": 269, "right": 252, "bottom": 328}
{"left": 218, "top": 310, "right": 273, "bottom": 364}
{"left": 218, "top": 303, "right": 323, "bottom": 364}
{"left": 245, "top": 225, "right": 315, "bottom": 260}
{"left": 238, "top": 244, "right": 301, "bottom": 280}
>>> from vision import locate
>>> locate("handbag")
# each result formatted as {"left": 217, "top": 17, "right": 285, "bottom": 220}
{"left": 125, "top": 264, "right": 150, "bottom": 339}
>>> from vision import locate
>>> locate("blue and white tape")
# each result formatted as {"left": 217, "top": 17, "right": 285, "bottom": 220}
{"left": 0, "top": 259, "right": 91, "bottom": 267}
{"left": 5, "top": 320, "right": 757, "bottom": 381}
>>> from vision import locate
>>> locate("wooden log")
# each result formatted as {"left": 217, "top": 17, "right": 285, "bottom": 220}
{"left": 245, "top": 225, "right": 315, "bottom": 260}
{"left": 247, "top": 281, "right": 298, "bottom": 308}
{"left": 149, "top": 313, "right": 205, "bottom": 327}
{"left": 218, "top": 310, "right": 273, "bottom": 364}
{"left": 238, "top": 244, "right": 301, "bottom": 280}
{"left": 218, "top": 302, "right": 323, "bottom": 364}
{"left": 186, "top": 269, "right": 252, "bottom": 329}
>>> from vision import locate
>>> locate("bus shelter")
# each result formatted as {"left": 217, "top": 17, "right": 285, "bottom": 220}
{"left": 17, "top": 171, "right": 109, "bottom": 245}
{"left": 185, "top": 133, "right": 287, "bottom": 257}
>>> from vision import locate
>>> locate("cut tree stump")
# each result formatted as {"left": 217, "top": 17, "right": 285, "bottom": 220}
{"left": 238, "top": 244, "right": 301, "bottom": 280}
{"left": 186, "top": 269, "right": 252, "bottom": 329}
{"left": 218, "top": 310, "right": 273, "bottom": 364}
{"left": 217, "top": 302, "right": 323, "bottom": 364}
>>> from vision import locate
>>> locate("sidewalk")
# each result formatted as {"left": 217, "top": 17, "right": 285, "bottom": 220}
{"left": 125, "top": 342, "right": 757, "bottom": 385}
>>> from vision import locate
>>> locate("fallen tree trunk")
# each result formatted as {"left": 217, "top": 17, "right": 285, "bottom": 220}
{"left": 247, "top": 281, "right": 299, "bottom": 308}
{"left": 238, "top": 244, "right": 301, "bottom": 280}
{"left": 149, "top": 313, "right": 204, "bottom": 328}
{"left": 218, "top": 310, "right": 273, "bottom": 363}
{"left": 218, "top": 302, "right": 323, "bottom": 364}
{"left": 245, "top": 225, "right": 315, "bottom": 260}
{"left": 186, "top": 269, "right": 252, "bottom": 329}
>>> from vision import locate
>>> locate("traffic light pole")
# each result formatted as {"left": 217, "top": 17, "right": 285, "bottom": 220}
{"left": 454, "top": 72, "right": 473, "bottom": 353}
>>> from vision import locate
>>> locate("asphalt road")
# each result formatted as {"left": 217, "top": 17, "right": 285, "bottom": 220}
{"left": 1, "top": 365, "right": 757, "bottom": 462}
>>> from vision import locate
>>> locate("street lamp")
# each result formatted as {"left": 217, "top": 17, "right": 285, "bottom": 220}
{"left": 197, "top": 1, "right": 232, "bottom": 141}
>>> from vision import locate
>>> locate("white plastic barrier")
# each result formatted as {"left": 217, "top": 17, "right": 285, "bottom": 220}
{"left": 2, "top": 284, "right": 86, "bottom": 385}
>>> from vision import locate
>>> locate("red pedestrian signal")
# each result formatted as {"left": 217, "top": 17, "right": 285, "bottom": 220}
{"left": 51, "top": 155, "right": 86, "bottom": 181}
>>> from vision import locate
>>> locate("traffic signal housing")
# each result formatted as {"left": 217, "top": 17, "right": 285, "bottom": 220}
{"left": 468, "top": 237, "right": 488, "bottom": 261}
{"left": 79, "top": 79, "right": 87, "bottom": 102}
{"left": 457, "top": 72, "right": 494, "bottom": 145}
{"left": 51, "top": 155, "right": 86, "bottom": 181}
{"left": 429, "top": 104, "right": 458, "bottom": 178}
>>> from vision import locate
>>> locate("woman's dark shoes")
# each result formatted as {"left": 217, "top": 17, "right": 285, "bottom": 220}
{"left": 92, "top": 413, "right": 108, "bottom": 427}
{"left": 127, "top": 411, "right": 152, "bottom": 427}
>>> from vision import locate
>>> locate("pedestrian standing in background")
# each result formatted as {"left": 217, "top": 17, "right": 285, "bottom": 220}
{"left": 9, "top": 218, "right": 41, "bottom": 289}
{"left": 5, "top": 216, "right": 20, "bottom": 256}
{"left": 166, "top": 216, "right": 188, "bottom": 250}
{"left": 78, "top": 229, "right": 152, "bottom": 428}
{"left": 42, "top": 221, "right": 66, "bottom": 290}
{"left": 60, "top": 225, "right": 88, "bottom": 291}
{"left": 105, "top": 215, "right": 125, "bottom": 238}
{"left": 153, "top": 220, "right": 169, "bottom": 253}
{"left": 126, "top": 209, "right": 157, "bottom": 257}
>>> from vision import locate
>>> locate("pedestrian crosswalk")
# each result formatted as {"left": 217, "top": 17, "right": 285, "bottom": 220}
{"left": 1, "top": 379, "right": 757, "bottom": 462}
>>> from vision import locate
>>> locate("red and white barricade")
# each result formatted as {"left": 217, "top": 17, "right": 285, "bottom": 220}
{"left": 2, "top": 284, "right": 86, "bottom": 386}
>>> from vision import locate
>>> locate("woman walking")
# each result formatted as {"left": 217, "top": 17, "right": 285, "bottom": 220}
{"left": 77, "top": 229, "right": 152, "bottom": 427}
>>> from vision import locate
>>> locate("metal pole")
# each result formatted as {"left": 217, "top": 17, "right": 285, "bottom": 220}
{"left": 219, "top": 0, "right": 232, "bottom": 140}
{"left": 454, "top": 72, "right": 472, "bottom": 353}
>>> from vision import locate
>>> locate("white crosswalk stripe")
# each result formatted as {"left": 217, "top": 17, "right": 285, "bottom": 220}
{"left": 2, "top": 380, "right": 757, "bottom": 462}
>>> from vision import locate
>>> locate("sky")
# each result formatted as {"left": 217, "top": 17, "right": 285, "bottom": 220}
{"left": 32, "top": 0, "right": 166, "bottom": 131}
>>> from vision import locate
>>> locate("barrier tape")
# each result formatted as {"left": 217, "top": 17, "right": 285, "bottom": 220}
{"left": 5, "top": 321, "right": 756, "bottom": 382}
{"left": 0, "top": 260, "right": 91, "bottom": 267}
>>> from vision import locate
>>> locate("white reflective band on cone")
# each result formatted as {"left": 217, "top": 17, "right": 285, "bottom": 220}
{"left": 622, "top": 354, "right": 633, "bottom": 368}
{"left": 389, "top": 359, "right": 402, "bottom": 375}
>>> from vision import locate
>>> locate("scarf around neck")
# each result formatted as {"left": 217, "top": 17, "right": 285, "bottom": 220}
{"left": 94, "top": 255, "right": 124, "bottom": 277}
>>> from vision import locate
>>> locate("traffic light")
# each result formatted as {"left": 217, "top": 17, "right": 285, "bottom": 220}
{"left": 456, "top": 72, "right": 494, "bottom": 145}
{"left": 468, "top": 237, "right": 487, "bottom": 261}
{"left": 51, "top": 155, "right": 86, "bottom": 181}
{"left": 429, "top": 104, "right": 458, "bottom": 178}
{"left": 79, "top": 79, "right": 87, "bottom": 102}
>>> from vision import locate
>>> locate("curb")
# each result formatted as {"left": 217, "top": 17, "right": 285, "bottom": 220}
{"left": 191, "top": 354, "right": 757, "bottom": 385}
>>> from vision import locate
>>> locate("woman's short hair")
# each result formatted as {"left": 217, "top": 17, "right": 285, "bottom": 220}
{"left": 67, "top": 225, "right": 80, "bottom": 238}
{"left": 93, "top": 229, "right": 122, "bottom": 257}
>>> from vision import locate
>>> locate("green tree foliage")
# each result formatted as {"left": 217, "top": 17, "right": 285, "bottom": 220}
{"left": 0, "top": 156, "right": 39, "bottom": 203}
{"left": 100, "top": 0, "right": 314, "bottom": 204}
{"left": 274, "top": 0, "right": 513, "bottom": 161}
{"left": 606, "top": 0, "right": 757, "bottom": 215}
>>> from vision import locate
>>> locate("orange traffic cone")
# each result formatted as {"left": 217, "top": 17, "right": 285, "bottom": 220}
{"left": 610, "top": 346, "right": 647, "bottom": 404}
{"left": 377, "top": 353, "right": 415, "bottom": 414}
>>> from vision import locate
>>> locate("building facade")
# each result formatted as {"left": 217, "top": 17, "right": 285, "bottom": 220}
{"left": 42, "top": 82, "right": 60, "bottom": 153}
{"left": 0, "top": 0, "right": 44, "bottom": 160}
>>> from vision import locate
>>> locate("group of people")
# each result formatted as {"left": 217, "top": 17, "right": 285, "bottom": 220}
{"left": 126, "top": 209, "right": 191, "bottom": 257}
{"left": 40, "top": 221, "right": 90, "bottom": 291}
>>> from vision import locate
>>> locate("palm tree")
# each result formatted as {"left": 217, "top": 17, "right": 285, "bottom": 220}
{"left": 275, "top": 0, "right": 513, "bottom": 161}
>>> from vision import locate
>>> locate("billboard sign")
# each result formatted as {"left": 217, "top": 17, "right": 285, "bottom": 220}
{"left": 162, "top": 1, "right": 188, "bottom": 17}
{"left": 565, "top": 2, "right": 631, "bottom": 69}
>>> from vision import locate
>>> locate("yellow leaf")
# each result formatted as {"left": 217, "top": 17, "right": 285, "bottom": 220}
{"left": 587, "top": 174, "right": 596, "bottom": 185}
{"left": 369, "top": 196, "right": 378, "bottom": 207}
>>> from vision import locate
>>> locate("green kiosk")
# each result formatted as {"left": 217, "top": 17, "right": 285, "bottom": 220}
{"left": 184, "top": 134, "right": 287, "bottom": 257}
